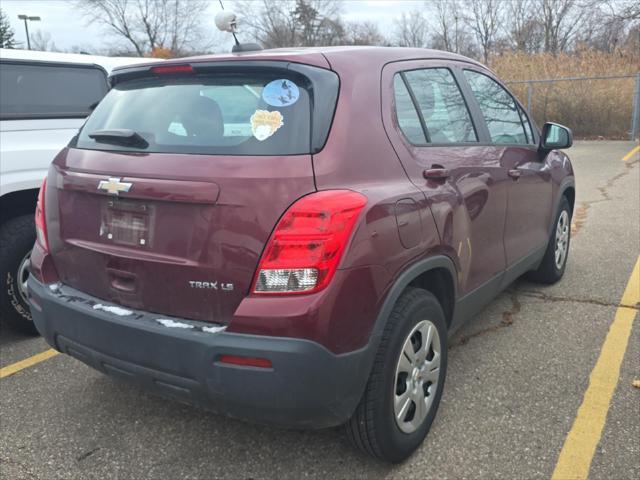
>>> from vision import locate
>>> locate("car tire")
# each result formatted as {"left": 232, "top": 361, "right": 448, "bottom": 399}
{"left": 0, "top": 215, "right": 39, "bottom": 335}
{"left": 345, "top": 287, "right": 447, "bottom": 463}
{"left": 527, "top": 196, "right": 571, "bottom": 284}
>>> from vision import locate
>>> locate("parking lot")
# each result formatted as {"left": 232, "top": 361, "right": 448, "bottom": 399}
{"left": 0, "top": 140, "right": 638, "bottom": 479}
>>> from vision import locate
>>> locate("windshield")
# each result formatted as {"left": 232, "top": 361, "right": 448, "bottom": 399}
{"left": 75, "top": 72, "right": 313, "bottom": 155}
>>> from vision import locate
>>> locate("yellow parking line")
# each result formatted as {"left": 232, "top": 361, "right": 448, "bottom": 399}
{"left": 0, "top": 349, "right": 59, "bottom": 379}
{"left": 622, "top": 144, "right": 639, "bottom": 162}
{"left": 551, "top": 256, "right": 640, "bottom": 480}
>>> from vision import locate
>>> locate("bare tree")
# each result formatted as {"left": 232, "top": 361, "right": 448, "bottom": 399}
{"left": 431, "top": 0, "right": 455, "bottom": 52}
{"left": 393, "top": 10, "right": 429, "bottom": 47}
{"left": 611, "top": 0, "right": 640, "bottom": 52}
{"left": 430, "top": 0, "right": 473, "bottom": 54}
{"left": 583, "top": 0, "right": 640, "bottom": 52}
{"left": 30, "top": 30, "right": 58, "bottom": 52}
{"left": 504, "top": 0, "right": 544, "bottom": 53}
{"left": 613, "top": 0, "right": 640, "bottom": 20}
{"left": 620, "top": 22, "right": 640, "bottom": 52}
{"left": 292, "top": 0, "right": 343, "bottom": 46}
{"left": 498, "top": 0, "right": 637, "bottom": 54}
{"left": 236, "top": 0, "right": 345, "bottom": 48}
{"left": 465, "top": 0, "right": 502, "bottom": 63}
{"left": 237, "top": 0, "right": 380, "bottom": 47}
{"left": 74, "top": 0, "right": 215, "bottom": 56}
{"left": 538, "top": 0, "right": 592, "bottom": 53}
{"left": 235, "top": 0, "right": 297, "bottom": 48}
{"left": 429, "top": 0, "right": 476, "bottom": 57}
{"left": 343, "top": 21, "right": 385, "bottom": 46}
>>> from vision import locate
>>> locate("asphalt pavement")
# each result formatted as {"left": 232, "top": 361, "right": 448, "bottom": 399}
{"left": 1, "top": 140, "right": 638, "bottom": 479}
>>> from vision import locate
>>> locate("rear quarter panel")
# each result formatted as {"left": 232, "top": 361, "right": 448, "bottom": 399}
{"left": 297, "top": 52, "right": 445, "bottom": 352}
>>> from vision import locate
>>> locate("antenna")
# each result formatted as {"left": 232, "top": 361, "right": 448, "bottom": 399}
{"left": 214, "top": 2, "right": 262, "bottom": 53}
{"left": 217, "top": 0, "right": 239, "bottom": 47}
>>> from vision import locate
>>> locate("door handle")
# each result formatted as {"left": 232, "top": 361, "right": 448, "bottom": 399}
{"left": 423, "top": 167, "right": 449, "bottom": 180}
{"left": 508, "top": 169, "right": 522, "bottom": 180}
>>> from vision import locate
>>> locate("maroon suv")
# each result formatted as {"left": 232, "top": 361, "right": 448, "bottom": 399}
{"left": 28, "top": 47, "right": 574, "bottom": 462}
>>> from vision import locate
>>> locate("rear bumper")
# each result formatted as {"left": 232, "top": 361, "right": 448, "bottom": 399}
{"left": 28, "top": 278, "right": 372, "bottom": 428}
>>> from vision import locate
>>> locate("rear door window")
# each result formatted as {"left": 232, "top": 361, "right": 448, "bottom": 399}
{"left": 463, "top": 70, "right": 529, "bottom": 145}
{"left": 401, "top": 68, "right": 478, "bottom": 144}
{"left": 0, "top": 61, "right": 108, "bottom": 119}
{"left": 76, "top": 73, "right": 314, "bottom": 155}
{"left": 393, "top": 75, "right": 427, "bottom": 144}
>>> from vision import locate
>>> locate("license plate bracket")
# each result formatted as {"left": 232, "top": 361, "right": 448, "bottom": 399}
{"left": 101, "top": 199, "right": 154, "bottom": 248}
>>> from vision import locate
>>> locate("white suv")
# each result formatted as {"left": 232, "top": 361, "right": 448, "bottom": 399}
{"left": 0, "top": 49, "right": 159, "bottom": 333}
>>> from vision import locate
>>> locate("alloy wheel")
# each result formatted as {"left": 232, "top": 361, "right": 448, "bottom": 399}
{"left": 393, "top": 320, "right": 441, "bottom": 434}
{"left": 17, "top": 250, "right": 31, "bottom": 305}
{"left": 555, "top": 210, "right": 569, "bottom": 269}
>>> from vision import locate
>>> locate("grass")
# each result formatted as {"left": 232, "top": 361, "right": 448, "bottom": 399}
{"left": 491, "top": 49, "right": 639, "bottom": 139}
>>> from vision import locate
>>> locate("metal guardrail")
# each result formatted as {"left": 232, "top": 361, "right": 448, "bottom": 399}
{"left": 505, "top": 74, "right": 640, "bottom": 140}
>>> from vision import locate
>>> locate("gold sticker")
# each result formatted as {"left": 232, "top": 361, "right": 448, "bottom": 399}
{"left": 250, "top": 110, "right": 284, "bottom": 141}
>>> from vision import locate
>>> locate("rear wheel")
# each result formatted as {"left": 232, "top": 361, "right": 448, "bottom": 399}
{"left": 345, "top": 287, "right": 447, "bottom": 463}
{"left": 528, "top": 196, "right": 571, "bottom": 284}
{"left": 0, "top": 215, "right": 39, "bottom": 335}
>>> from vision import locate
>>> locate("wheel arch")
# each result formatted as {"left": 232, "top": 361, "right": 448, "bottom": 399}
{"left": 407, "top": 268, "right": 455, "bottom": 329}
{"left": 372, "top": 256, "right": 458, "bottom": 344}
{"left": 0, "top": 189, "right": 39, "bottom": 225}
{"left": 350, "top": 255, "right": 457, "bottom": 427}
{"left": 548, "top": 180, "right": 576, "bottom": 234}
{"left": 562, "top": 185, "right": 575, "bottom": 215}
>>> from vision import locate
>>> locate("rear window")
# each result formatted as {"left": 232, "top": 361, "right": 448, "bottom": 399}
{"left": 0, "top": 61, "right": 108, "bottom": 120}
{"left": 76, "top": 72, "right": 315, "bottom": 156}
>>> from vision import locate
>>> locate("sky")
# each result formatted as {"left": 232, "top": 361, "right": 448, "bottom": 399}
{"left": 2, "top": 0, "right": 424, "bottom": 53}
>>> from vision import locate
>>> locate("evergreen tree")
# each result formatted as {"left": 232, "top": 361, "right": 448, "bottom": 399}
{"left": 0, "top": 8, "right": 17, "bottom": 49}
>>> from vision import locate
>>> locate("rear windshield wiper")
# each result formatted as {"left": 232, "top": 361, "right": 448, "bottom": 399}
{"left": 88, "top": 129, "right": 149, "bottom": 149}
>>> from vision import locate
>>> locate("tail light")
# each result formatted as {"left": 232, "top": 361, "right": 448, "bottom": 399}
{"left": 150, "top": 64, "right": 194, "bottom": 75}
{"left": 35, "top": 178, "right": 48, "bottom": 251}
{"left": 252, "top": 190, "right": 367, "bottom": 295}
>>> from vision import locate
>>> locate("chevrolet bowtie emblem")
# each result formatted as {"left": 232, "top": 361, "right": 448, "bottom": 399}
{"left": 98, "top": 177, "right": 133, "bottom": 196}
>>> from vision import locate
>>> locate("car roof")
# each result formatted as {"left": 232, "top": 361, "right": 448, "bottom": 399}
{"left": 0, "top": 48, "right": 162, "bottom": 73}
{"left": 108, "top": 46, "right": 491, "bottom": 84}
{"left": 153, "top": 46, "right": 486, "bottom": 70}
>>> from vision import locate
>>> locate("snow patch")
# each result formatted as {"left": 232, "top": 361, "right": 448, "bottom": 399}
{"left": 202, "top": 325, "right": 226, "bottom": 334}
{"left": 92, "top": 303, "right": 133, "bottom": 316}
{"left": 155, "top": 318, "right": 225, "bottom": 333}
{"left": 156, "top": 319, "right": 193, "bottom": 329}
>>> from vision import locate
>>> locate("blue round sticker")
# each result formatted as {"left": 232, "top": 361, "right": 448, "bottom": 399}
{"left": 262, "top": 79, "right": 300, "bottom": 107}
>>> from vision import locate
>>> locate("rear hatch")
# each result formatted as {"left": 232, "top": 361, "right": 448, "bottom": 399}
{"left": 47, "top": 61, "right": 339, "bottom": 324}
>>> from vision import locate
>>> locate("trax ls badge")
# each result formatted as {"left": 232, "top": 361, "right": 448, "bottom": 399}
{"left": 98, "top": 177, "right": 133, "bottom": 196}
{"left": 189, "top": 281, "right": 234, "bottom": 291}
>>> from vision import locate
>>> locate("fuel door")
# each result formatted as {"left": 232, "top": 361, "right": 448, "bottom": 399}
{"left": 395, "top": 198, "right": 422, "bottom": 249}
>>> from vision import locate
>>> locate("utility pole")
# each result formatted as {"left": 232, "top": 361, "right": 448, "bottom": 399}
{"left": 454, "top": 14, "right": 459, "bottom": 54}
{"left": 17, "top": 14, "right": 40, "bottom": 50}
{"left": 631, "top": 73, "right": 640, "bottom": 141}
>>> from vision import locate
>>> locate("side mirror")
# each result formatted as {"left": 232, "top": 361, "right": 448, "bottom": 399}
{"left": 540, "top": 122, "right": 573, "bottom": 150}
